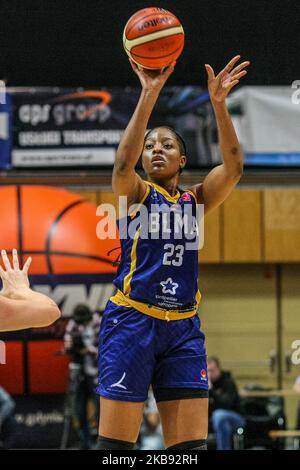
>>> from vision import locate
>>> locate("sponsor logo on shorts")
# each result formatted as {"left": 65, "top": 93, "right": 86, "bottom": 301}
{"left": 201, "top": 369, "right": 207, "bottom": 381}
{"left": 110, "top": 371, "right": 127, "bottom": 390}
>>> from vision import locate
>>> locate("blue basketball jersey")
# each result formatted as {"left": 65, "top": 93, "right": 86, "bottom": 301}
{"left": 112, "top": 181, "right": 201, "bottom": 316}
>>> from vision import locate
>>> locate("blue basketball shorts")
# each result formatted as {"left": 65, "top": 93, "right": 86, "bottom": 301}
{"left": 96, "top": 299, "right": 208, "bottom": 402}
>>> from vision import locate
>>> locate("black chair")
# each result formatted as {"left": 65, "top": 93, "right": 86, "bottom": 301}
{"left": 207, "top": 429, "right": 245, "bottom": 450}
{"left": 240, "top": 385, "right": 286, "bottom": 450}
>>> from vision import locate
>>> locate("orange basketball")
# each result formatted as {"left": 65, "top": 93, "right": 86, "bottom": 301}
{"left": 123, "top": 7, "right": 184, "bottom": 69}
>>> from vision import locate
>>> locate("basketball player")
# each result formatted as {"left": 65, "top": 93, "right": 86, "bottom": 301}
{"left": 0, "top": 249, "right": 60, "bottom": 331}
{"left": 96, "top": 55, "right": 250, "bottom": 450}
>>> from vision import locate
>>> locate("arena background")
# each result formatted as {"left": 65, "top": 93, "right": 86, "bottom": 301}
{"left": 0, "top": 0, "right": 300, "bottom": 451}
{"left": 1, "top": 0, "right": 299, "bottom": 87}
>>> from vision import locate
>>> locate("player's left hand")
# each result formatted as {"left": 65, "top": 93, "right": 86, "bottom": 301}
{"left": 205, "top": 55, "right": 250, "bottom": 104}
{"left": 0, "top": 249, "right": 32, "bottom": 297}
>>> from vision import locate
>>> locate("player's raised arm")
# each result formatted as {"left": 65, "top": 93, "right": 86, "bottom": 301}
{"left": 190, "top": 55, "right": 250, "bottom": 214}
{"left": 0, "top": 249, "right": 61, "bottom": 332}
{"left": 113, "top": 60, "right": 175, "bottom": 205}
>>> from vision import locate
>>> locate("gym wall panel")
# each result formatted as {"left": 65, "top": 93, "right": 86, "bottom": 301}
{"left": 74, "top": 191, "right": 98, "bottom": 204}
{"left": 199, "top": 206, "right": 221, "bottom": 263}
{"left": 199, "top": 265, "right": 278, "bottom": 389}
{"left": 223, "top": 190, "right": 262, "bottom": 262}
{"left": 97, "top": 191, "right": 117, "bottom": 211}
{"left": 281, "top": 265, "right": 300, "bottom": 428}
{"left": 264, "top": 189, "right": 300, "bottom": 262}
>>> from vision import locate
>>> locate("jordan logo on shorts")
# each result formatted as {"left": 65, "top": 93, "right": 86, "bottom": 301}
{"left": 110, "top": 372, "right": 127, "bottom": 390}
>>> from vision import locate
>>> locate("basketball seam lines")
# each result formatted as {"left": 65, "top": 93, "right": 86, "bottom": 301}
{"left": 128, "top": 44, "right": 184, "bottom": 60}
{"left": 125, "top": 26, "right": 184, "bottom": 51}
{"left": 46, "top": 199, "right": 85, "bottom": 275}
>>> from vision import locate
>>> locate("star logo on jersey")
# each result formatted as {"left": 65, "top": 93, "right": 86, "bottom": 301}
{"left": 160, "top": 277, "right": 178, "bottom": 295}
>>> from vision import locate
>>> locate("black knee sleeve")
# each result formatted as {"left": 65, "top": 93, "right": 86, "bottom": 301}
{"left": 167, "top": 439, "right": 207, "bottom": 450}
{"left": 96, "top": 435, "right": 135, "bottom": 450}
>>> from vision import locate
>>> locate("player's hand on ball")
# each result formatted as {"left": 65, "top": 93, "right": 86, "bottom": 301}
{"left": 205, "top": 55, "right": 250, "bottom": 103}
{"left": 0, "top": 249, "right": 32, "bottom": 297}
{"left": 129, "top": 58, "right": 175, "bottom": 93}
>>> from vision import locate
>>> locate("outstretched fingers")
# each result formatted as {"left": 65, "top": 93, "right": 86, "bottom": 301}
{"left": 12, "top": 248, "right": 20, "bottom": 270}
{"left": 205, "top": 64, "right": 215, "bottom": 80}
{"left": 1, "top": 250, "right": 11, "bottom": 271}
{"left": 22, "top": 256, "right": 32, "bottom": 275}
{"left": 160, "top": 62, "right": 176, "bottom": 76}
{"left": 0, "top": 264, "right": 7, "bottom": 280}
{"left": 223, "top": 55, "right": 241, "bottom": 73}
{"left": 231, "top": 69, "right": 248, "bottom": 81}
{"left": 224, "top": 79, "right": 240, "bottom": 92}
{"left": 128, "top": 58, "right": 140, "bottom": 73}
{"left": 231, "top": 60, "right": 250, "bottom": 76}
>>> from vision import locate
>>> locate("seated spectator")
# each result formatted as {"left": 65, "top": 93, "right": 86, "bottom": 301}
{"left": 139, "top": 388, "right": 163, "bottom": 450}
{"left": 208, "top": 356, "right": 245, "bottom": 450}
{"left": 64, "top": 304, "right": 100, "bottom": 449}
{"left": 0, "top": 386, "right": 16, "bottom": 449}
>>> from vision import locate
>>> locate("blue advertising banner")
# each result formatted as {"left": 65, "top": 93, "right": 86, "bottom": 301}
{"left": 11, "top": 87, "right": 218, "bottom": 168}
{"left": 4, "top": 86, "right": 300, "bottom": 169}
{"left": 0, "top": 92, "right": 12, "bottom": 170}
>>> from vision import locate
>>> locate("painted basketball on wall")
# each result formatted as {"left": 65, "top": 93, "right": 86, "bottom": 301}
{"left": 0, "top": 185, "right": 118, "bottom": 275}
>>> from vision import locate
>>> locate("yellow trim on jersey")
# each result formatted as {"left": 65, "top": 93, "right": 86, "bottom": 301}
{"left": 110, "top": 289, "right": 201, "bottom": 321}
{"left": 128, "top": 183, "right": 150, "bottom": 219}
{"left": 124, "top": 184, "right": 150, "bottom": 291}
{"left": 123, "top": 226, "right": 141, "bottom": 295}
{"left": 145, "top": 181, "right": 197, "bottom": 205}
{"left": 139, "top": 183, "right": 151, "bottom": 205}
{"left": 145, "top": 181, "right": 180, "bottom": 204}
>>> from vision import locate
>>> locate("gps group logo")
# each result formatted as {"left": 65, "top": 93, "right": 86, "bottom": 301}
{"left": 18, "top": 90, "right": 112, "bottom": 126}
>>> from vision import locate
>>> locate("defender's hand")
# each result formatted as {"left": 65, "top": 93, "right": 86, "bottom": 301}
{"left": 0, "top": 249, "right": 32, "bottom": 297}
